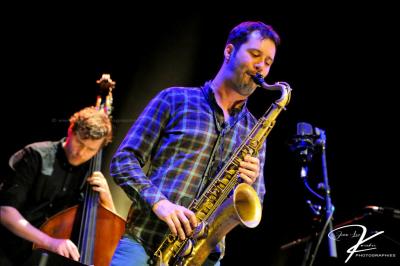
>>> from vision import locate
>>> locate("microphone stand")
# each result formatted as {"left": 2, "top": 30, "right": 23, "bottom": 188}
{"left": 305, "top": 128, "right": 337, "bottom": 266}
{"left": 299, "top": 163, "right": 316, "bottom": 266}
{"left": 288, "top": 125, "right": 337, "bottom": 266}
{"left": 315, "top": 128, "right": 337, "bottom": 258}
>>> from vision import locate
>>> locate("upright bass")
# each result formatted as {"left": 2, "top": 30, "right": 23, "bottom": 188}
{"left": 34, "top": 74, "right": 126, "bottom": 266}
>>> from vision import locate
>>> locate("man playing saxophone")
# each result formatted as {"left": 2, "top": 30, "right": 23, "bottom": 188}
{"left": 110, "top": 21, "right": 282, "bottom": 266}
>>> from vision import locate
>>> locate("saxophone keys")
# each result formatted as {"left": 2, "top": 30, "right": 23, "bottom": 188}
{"left": 177, "top": 239, "right": 194, "bottom": 257}
{"left": 192, "top": 221, "right": 209, "bottom": 239}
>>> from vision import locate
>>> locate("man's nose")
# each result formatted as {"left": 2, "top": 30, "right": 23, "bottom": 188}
{"left": 254, "top": 62, "right": 265, "bottom": 71}
{"left": 77, "top": 147, "right": 88, "bottom": 157}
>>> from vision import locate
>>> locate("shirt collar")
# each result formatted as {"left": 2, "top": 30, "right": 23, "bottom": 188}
{"left": 201, "top": 80, "right": 248, "bottom": 130}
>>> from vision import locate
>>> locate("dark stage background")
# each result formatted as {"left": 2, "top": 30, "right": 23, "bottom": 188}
{"left": 2, "top": 8, "right": 399, "bottom": 266}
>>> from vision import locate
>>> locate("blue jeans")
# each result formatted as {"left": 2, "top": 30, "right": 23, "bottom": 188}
{"left": 111, "top": 235, "right": 221, "bottom": 266}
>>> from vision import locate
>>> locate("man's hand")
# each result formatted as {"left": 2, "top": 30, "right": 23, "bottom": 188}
{"left": 152, "top": 199, "right": 198, "bottom": 240}
{"left": 239, "top": 155, "right": 260, "bottom": 185}
{"left": 87, "top": 171, "right": 115, "bottom": 212}
{"left": 44, "top": 237, "right": 80, "bottom": 261}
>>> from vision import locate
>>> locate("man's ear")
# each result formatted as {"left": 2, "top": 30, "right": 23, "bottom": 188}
{"left": 224, "top": 44, "right": 234, "bottom": 62}
{"left": 67, "top": 127, "right": 73, "bottom": 137}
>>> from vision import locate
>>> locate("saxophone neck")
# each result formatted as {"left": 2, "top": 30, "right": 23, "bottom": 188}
{"left": 274, "top": 82, "right": 292, "bottom": 107}
{"left": 251, "top": 73, "right": 292, "bottom": 107}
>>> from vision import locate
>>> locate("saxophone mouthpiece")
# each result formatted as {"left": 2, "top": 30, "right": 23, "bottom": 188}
{"left": 251, "top": 73, "right": 265, "bottom": 86}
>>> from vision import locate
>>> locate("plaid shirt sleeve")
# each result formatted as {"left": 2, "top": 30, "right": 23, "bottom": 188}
{"left": 110, "top": 89, "right": 171, "bottom": 208}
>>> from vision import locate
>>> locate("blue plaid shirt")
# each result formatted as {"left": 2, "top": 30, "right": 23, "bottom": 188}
{"left": 110, "top": 81, "right": 266, "bottom": 255}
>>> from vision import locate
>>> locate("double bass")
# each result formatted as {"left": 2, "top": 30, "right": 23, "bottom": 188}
{"left": 33, "top": 74, "right": 126, "bottom": 266}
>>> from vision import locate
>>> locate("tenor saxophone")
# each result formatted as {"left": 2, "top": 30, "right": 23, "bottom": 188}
{"left": 153, "top": 74, "right": 292, "bottom": 266}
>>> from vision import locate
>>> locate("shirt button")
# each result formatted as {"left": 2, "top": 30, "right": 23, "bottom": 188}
{"left": 62, "top": 187, "right": 67, "bottom": 192}
{"left": 49, "top": 203, "right": 53, "bottom": 208}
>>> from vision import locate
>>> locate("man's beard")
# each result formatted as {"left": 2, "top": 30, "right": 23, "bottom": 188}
{"left": 233, "top": 73, "right": 257, "bottom": 96}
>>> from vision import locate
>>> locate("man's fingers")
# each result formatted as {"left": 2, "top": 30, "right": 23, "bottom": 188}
{"left": 238, "top": 172, "right": 252, "bottom": 184}
{"left": 171, "top": 215, "right": 185, "bottom": 240}
{"left": 178, "top": 212, "right": 192, "bottom": 236}
{"left": 240, "top": 160, "right": 259, "bottom": 173}
{"left": 184, "top": 209, "right": 198, "bottom": 228}
{"left": 165, "top": 217, "right": 177, "bottom": 236}
{"left": 66, "top": 240, "right": 80, "bottom": 261}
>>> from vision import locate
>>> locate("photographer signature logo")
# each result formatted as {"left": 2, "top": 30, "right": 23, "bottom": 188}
{"left": 328, "top": 224, "right": 384, "bottom": 263}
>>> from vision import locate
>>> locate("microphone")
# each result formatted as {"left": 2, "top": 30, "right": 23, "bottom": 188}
{"left": 364, "top": 205, "right": 400, "bottom": 219}
{"left": 289, "top": 122, "right": 315, "bottom": 163}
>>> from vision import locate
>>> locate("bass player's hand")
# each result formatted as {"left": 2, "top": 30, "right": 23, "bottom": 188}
{"left": 87, "top": 171, "right": 116, "bottom": 212}
{"left": 45, "top": 237, "right": 80, "bottom": 261}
